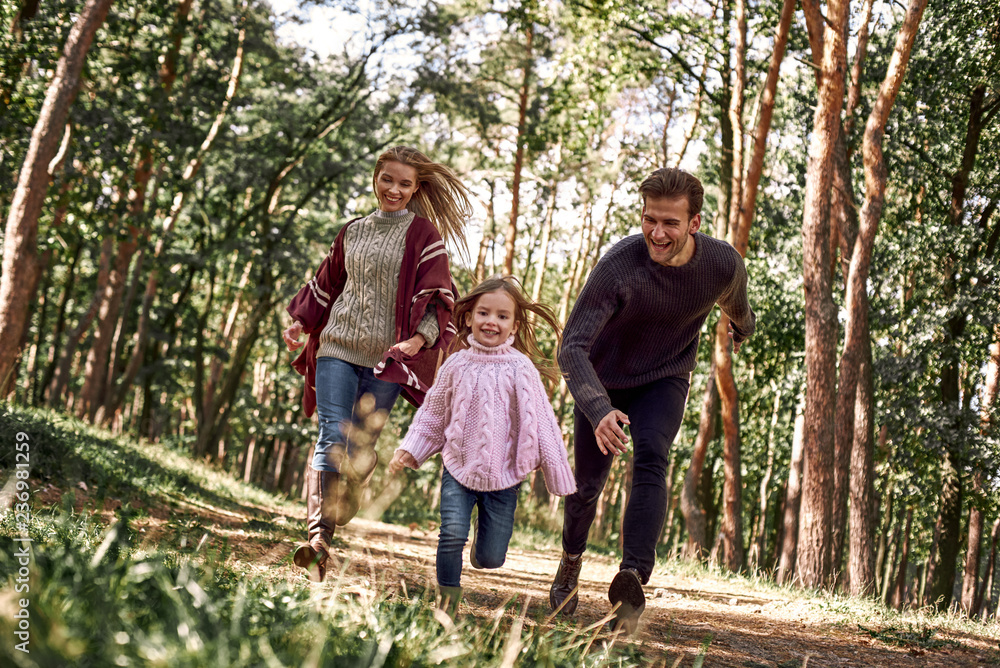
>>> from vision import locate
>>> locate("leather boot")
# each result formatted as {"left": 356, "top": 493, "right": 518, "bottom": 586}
{"left": 607, "top": 568, "right": 645, "bottom": 636}
{"left": 549, "top": 551, "right": 583, "bottom": 615}
{"left": 292, "top": 467, "right": 339, "bottom": 582}
{"left": 437, "top": 585, "right": 463, "bottom": 621}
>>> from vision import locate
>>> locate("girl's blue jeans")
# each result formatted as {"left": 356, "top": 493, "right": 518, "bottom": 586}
{"left": 312, "top": 357, "right": 401, "bottom": 473}
{"left": 436, "top": 467, "right": 520, "bottom": 587}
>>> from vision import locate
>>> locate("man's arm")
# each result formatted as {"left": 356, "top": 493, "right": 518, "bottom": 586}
{"left": 558, "top": 263, "right": 621, "bottom": 432}
{"left": 718, "top": 253, "right": 756, "bottom": 349}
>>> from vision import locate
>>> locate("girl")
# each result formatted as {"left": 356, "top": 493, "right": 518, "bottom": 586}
{"left": 283, "top": 146, "right": 472, "bottom": 582}
{"left": 388, "top": 276, "right": 576, "bottom": 617}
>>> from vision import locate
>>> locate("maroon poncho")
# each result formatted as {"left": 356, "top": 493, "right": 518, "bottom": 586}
{"left": 286, "top": 215, "right": 457, "bottom": 416}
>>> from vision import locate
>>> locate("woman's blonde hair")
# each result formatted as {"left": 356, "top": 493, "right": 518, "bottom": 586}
{"left": 451, "top": 275, "right": 563, "bottom": 388}
{"left": 372, "top": 146, "right": 473, "bottom": 250}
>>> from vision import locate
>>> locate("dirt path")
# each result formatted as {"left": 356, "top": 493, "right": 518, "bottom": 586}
{"left": 50, "top": 480, "right": 997, "bottom": 667}
{"left": 307, "top": 518, "right": 997, "bottom": 667}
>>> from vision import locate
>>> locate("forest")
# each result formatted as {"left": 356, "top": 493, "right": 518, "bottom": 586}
{"left": 1, "top": 0, "right": 999, "bottom": 633}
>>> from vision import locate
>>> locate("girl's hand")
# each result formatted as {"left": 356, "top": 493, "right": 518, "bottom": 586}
{"left": 388, "top": 450, "right": 418, "bottom": 474}
{"left": 283, "top": 321, "right": 304, "bottom": 351}
{"left": 392, "top": 333, "right": 427, "bottom": 357}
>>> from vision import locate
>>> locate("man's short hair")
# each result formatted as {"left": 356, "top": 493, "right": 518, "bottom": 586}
{"left": 638, "top": 168, "right": 704, "bottom": 218}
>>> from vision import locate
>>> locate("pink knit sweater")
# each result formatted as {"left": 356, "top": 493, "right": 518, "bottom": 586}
{"left": 398, "top": 335, "right": 577, "bottom": 495}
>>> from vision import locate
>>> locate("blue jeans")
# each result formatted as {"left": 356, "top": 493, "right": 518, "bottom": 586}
{"left": 312, "top": 357, "right": 401, "bottom": 473}
{"left": 437, "top": 468, "right": 520, "bottom": 588}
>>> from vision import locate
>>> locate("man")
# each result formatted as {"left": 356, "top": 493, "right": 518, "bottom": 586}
{"left": 550, "top": 167, "right": 755, "bottom": 634}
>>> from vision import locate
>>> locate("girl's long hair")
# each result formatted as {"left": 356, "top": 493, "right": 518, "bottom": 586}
{"left": 451, "top": 275, "right": 563, "bottom": 388}
{"left": 372, "top": 146, "right": 472, "bottom": 252}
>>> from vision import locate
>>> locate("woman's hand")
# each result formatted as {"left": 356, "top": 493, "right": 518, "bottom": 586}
{"left": 388, "top": 450, "right": 418, "bottom": 474}
{"left": 392, "top": 333, "right": 427, "bottom": 357}
{"left": 282, "top": 321, "right": 304, "bottom": 352}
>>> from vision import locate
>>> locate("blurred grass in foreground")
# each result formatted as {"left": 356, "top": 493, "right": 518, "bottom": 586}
{"left": 0, "top": 405, "right": 643, "bottom": 667}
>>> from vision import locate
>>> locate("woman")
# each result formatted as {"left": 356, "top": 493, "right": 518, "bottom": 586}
{"left": 283, "top": 146, "right": 471, "bottom": 581}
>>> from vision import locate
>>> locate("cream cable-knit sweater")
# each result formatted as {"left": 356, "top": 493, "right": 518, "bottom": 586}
{"left": 318, "top": 209, "right": 439, "bottom": 367}
{"left": 398, "top": 335, "right": 577, "bottom": 495}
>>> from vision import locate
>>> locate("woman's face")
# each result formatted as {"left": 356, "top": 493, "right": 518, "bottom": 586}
{"left": 375, "top": 160, "right": 418, "bottom": 212}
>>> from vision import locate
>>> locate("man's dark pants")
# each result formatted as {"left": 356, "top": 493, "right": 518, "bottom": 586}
{"left": 561, "top": 374, "right": 690, "bottom": 584}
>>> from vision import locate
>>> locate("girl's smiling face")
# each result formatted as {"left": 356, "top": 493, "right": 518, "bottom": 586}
{"left": 375, "top": 160, "right": 418, "bottom": 212}
{"left": 466, "top": 289, "right": 519, "bottom": 347}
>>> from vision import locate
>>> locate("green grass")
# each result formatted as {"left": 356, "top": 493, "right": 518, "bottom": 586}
{"left": 0, "top": 405, "right": 644, "bottom": 666}
{"left": 0, "top": 404, "right": 301, "bottom": 519}
{"left": 5, "top": 404, "right": 1000, "bottom": 666}
{"left": 0, "top": 510, "right": 644, "bottom": 667}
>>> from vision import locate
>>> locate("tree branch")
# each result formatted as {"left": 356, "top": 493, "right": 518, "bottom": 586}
{"left": 622, "top": 25, "right": 723, "bottom": 106}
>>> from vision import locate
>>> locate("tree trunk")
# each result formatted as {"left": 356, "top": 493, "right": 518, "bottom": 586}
{"left": 881, "top": 511, "right": 902, "bottom": 603}
{"left": 475, "top": 181, "right": 497, "bottom": 282}
{"left": 0, "top": 0, "right": 114, "bottom": 391}
{"left": 726, "top": 0, "right": 747, "bottom": 242}
{"left": 77, "top": 224, "right": 140, "bottom": 420}
{"left": 703, "top": 0, "right": 795, "bottom": 573}
{"left": 194, "top": 295, "right": 271, "bottom": 459}
{"left": 702, "top": 447, "right": 719, "bottom": 548}
{"left": 715, "top": 315, "right": 743, "bottom": 572}
{"left": 80, "top": 0, "right": 199, "bottom": 422}
{"left": 37, "top": 239, "right": 80, "bottom": 403}
{"left": 502, "top": 23, "right": 533, "bottom": 275}
{"left": 556, "top": 200, "right": 594, "bottom": 325}
{"left": 927, "top": 467, "right": 964, "bottom": 610}
{"left": 848, "top": 344, "right": 877, "bottom": 595}
{"left": 732, "top": 0, "right": 795, "bottom": 257}
{"left": 975, "top": 519, "right": 1000, "bottom": 617}
{"left": 890, "top": 508, "right": 914, "bottom": 609}
{"left": 776, "top": 395, "right": 805, "bottom": 585}
{"left": 675, "top": 52, "right": 709, "bottom": 168}
{"left": 795, "top": 0, "right": 850, "bottom": 589}
{"left": 962, "top": 475, "right": 986, "bottom": 615}
{"left": 843, "top": 0, "right": 928, "bottom": 593}
{"left": 47, "top": 236, "right": 115, "bottom": 406}
{"left": 662, "top": 451, "right": 678, "bottom": 545}
{"left": 530, "top": 169, "right": 559, "bottom": 304}
{"left": 750, "top": 387, "right": 782, "bottom": 572}
{"left": 103, "top": 24, "right": 246, "bottom": 423}
{"left": 928, "top": 82, "right": 988, "bottom": 612}
{"left": 681, "top": 359, "right": 718, "bottom": 560}
{"left": 876, "top": 473, "right": 895, "bottom": 594}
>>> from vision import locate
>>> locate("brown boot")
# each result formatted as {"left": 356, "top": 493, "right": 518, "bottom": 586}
{"left": 549, "top": 551, "right": 583, "bottom": 615}
{"left": 607, "top": 568, "right": 645, "bottom": 636}
{"left": 293, "top": 467, "right": 339, "bottom": 582}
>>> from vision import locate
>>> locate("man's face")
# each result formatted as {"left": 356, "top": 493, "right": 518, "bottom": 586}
{"left": 640, "top": 196, "right": 701, "bottom": 267}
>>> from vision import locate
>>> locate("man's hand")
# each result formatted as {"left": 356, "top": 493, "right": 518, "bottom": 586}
{"left": 283, "top": 321, "right": 304, "bottom": 351}
{"left": 392, "top": 333, "right": 427, "bottom": 357}
{"left": 388, "top": 450, "right": 418, "bottom": 474}
{"left": 727, "top": 322, "right": 743, "bottom": 354}
{"left": 595, "top": 409, "right": 630, "bottom": 456}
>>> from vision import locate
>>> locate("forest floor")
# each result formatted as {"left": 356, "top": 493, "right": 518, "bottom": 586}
{"left": 46, "top": 473, "right": 1000, "bottom": 668}
{"left": 14, "top": 406, "right": 998, "bottom": 668}
{"left": 319, "top": 518, "right": 1000, "bottom": 667}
